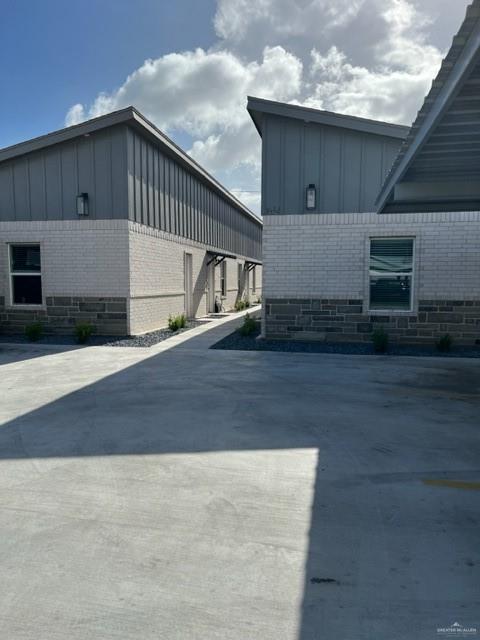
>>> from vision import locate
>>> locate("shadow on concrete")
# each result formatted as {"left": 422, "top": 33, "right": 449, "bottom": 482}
{"left": 0, "top": 344, "right": 85, "bottom": 365}
{"left": 0, "top": 333, "right": 479, "bottom": 638}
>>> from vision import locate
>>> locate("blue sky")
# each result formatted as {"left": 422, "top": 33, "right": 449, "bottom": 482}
{"left": 0, "top": 0, "right": 216, "bottom": 147}
{"left": 0, "top": 0, "right": 470, "bottom": 213}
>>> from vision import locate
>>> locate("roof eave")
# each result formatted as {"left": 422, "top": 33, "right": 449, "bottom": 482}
{"left": 247, "top": 95, "right": 409, "bottom": 140}
{"left": 376, "top": 11, "right": 480, "bottom": 213}
{"left": 246, "top": 104, "right": 263, "bottom": 138}
{"left": 0, "top": 106, "right": 262, "bottom": 227}
{"left": 0, "top": 107, "right": 135, "bottom": 164}
{"left": 129, "top": 110, "right": 262, "bottom": 226}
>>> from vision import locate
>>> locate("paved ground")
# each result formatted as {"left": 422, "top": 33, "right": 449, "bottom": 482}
{"left": 0, "top": 316, "right": 479, "bottom": 640}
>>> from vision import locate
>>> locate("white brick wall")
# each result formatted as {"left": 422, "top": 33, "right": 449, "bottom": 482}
{"left": 263, "top": 212, "right": 480, "bottom": 303}
{"left": 128, "top": 223, "right": 209, "bottom": 334}
{"left": 0, "top": 220, "right": 130, "bottom": 300}
{"left": 128, "top": 222, "right": 262, "bottom": 333}
{"left": 0, "top": 219, "right": 262, "bottom": 335}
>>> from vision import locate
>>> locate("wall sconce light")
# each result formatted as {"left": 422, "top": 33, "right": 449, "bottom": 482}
{"left": 76, "top": 193, "right": 89, "bottom": 216}
{"left": 306, "top": 184, "right": 316, "bottom": 210}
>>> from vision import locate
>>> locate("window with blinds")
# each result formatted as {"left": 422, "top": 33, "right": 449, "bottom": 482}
{"left": 9, "top": 244, "right": 42, "bottom": 305}
{"left": 369, "top": 238, "right": 414, "bottom": 311}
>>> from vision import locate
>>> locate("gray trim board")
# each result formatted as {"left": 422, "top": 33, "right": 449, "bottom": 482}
{"left": 247, "top": 96, "right": 409, "bottom": 140}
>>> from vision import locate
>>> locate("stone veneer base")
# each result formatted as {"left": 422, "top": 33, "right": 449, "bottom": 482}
{"left": 0, "top": 296, "right": 128, "bottom": 336}
{"left": 265, "top": 298, "right": 480, "bottom": 346}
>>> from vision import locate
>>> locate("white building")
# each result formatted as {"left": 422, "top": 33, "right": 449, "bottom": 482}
{"left": 248, "top": 0, "right": 480, "bottom": 345}
{"left": 0, "top": 108, "right": 262, "bottom": 335}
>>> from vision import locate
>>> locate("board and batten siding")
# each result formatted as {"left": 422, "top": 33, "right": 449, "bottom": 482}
{"left": 0, "top": 126, "right": 128, "bottom": 221}
{"left": 0, "top": 121, "right": 261, "bottom": 261}
{"left": 262, "top": 114, "right": 403, "bottom": 215}
{"left": 126, "top": 128, "right": 261, "bottom": 261}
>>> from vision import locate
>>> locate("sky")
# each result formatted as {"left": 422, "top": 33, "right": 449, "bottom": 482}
{"left": 0, "top": 0, "right": 471, "bottom": 213}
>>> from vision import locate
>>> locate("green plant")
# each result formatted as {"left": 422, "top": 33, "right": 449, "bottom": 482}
{"left": 74, "top": 322, "right": 94, "bottom": 344}
{"left": 25, "top": 322, "right": 43, "bottom": 342}
{"left": 372, "top": 326, "right": 389, "bottom": 353}
{"left": 436, "top": 333, "right": 453, "bottom": 352}
{"left": 168, "top": 314, "right": 187, "bottom": 332}
{"left": 234, "top": 298, "right": 251, "bottom": 312}
{"left": 234, "top": 299, "right": 246, "bottom": 311}
{"left": 238, "top": 313, "right": 258, "bottom": 337}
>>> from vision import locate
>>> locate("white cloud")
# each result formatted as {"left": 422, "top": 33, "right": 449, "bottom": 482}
{"left": 66, "top": 46, "right": 301, "bottom": 134}
{"left": 301, "top": 0, "right": 443, "bottom": 124}
{"left": 65, "top": 0, "right": 456, "bottom": 209}
{"left": 229, "top": 189, "right": 261, "bottom": 214}
{"left": 214, "top": 0, "right": 367, "bottom": 43}
{"left": 65, "top": 103, "right": 86, "bottom": 127}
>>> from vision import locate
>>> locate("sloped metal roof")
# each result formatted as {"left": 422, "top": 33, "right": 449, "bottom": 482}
{"left": 376, "top": 0, "right": 480, "bottom": 212}
{"left": 0, "top": 106, "right": 262, "bottom": 226}
{"left": 247, "top": 96, "right": 409, "bottom": 139}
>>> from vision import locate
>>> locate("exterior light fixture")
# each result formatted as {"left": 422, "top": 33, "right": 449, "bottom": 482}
{"left": 306, "top": 184, "right": 316, "bottom": 210}
{"left": 76, "top": 193, "right": 89, "bottom": 216}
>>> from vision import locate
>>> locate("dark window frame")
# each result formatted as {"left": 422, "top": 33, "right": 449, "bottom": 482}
{"left": 368, "top": 237, "right": 414, "bottom": 312}
{"left": 9, "top": 243, "right": 43, "bottom": 306}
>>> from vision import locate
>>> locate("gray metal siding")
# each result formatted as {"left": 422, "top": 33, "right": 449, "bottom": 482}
{"left": 262, "top": 114, "right": 402, "bottom": 215}
{"left": 0, "top": 125, "right": 128, "bottom": 221}
{"left": 0, "top": 120, "right": 261, "bottom": 261}
{"left": 126, "top": 127, "right": 262, "bottom": 260}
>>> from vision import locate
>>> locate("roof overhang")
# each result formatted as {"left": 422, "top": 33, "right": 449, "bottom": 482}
{"left": 0, "top": 107, "right": 263, "bottom": 228}
{"left": 247, "top": 96, "right": 409, "bottom": 140}
{"left": 376, "top": 1, "right": 480, "bottom": 213}
{"left": 207, "top": 251, "right": 237, "bottom": 266}
{"left": 380, "top": 198, "right": 480, "bottom": 214}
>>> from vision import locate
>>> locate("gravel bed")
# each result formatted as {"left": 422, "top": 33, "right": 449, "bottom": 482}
{"left": 211, "top": 327, "right": 480, "bottom": 358}
{"left": 0, "top": 319, "right": 210, "bottom": 348}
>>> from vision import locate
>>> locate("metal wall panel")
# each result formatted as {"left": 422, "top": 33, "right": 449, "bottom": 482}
{"left": 262, "top": 114, "right": 403, "bottom": 215}
{"left": 13, "top": 160, "right": 29, "bottom": 218}
{"left": 0, "top": 125, "right": 128, "bottom": 221}
{"left": 125, "top": 127, "right": 262, "bottom": 260}
{"left": 28, "top": 154, "right": 46, "bottom": 220}
{"left": 0, "top": 165, "right": 14, "bottom": 214}
{"left": 44, "top": 148, "right": 63, "bottom": 218}
{"left": 0, "top": 123, "right": 261, "bottom": 261}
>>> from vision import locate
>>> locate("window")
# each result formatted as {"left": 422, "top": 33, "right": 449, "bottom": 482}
{"left": 252, "top": 266, "right": 256, "bottom": 293}
{"left": 10, "top": 244, "right": 42, "bottom": 305}
{"left": 369, "top": 238, "right": 413, "bottom": 311}
{"left": 220, "top": 260, "right": 227, "bottom": 298}
{"left": 237, "top": 263, "right": 243, "bottom": 293}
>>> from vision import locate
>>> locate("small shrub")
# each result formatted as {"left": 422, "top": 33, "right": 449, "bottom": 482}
{"left": 436, "top": 333, "right": 453, "bottom": 352}
{"left": 238, "top": 313, "right": 258, "bottom": 337}
{"left": 234, "top": 299, "right": 246, "bottom": 312}
{"left": 168, "top": 314, "right": 187, "bottom": 332}
{"left": 255, "top": 295, "right": 262, "bottom": 304}
{"left": 75, "top": 322, "right": 94, "bottom": 344}
{"left": 234, "top": 298, "right": 251, "bottom": 312}
{"left": 372, "top": 326, "right": 388, "bottom": 353}
{"left": 25, "top": 322, "right": 43, "bottom": 342}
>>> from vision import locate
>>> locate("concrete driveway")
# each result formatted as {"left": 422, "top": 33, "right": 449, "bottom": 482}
{"left": 0, "top": 318, "right": 479, "bottom": 640}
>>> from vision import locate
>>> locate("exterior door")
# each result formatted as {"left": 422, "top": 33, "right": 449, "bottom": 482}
{"left": 184, "top": 253, "right": 193, "bottom": 318}
{"left": 207, "top": 259, "right": 215, "bottom": 313}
